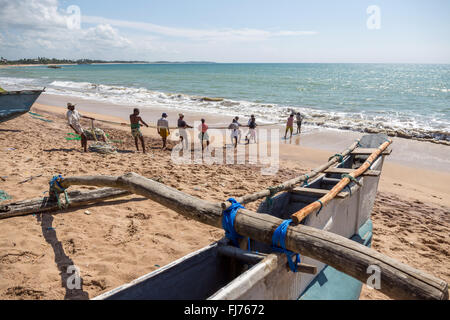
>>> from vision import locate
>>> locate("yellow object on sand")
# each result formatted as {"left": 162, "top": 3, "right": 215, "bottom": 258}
{"left": 0, "top": 87, "right": 6, "bottom": 93}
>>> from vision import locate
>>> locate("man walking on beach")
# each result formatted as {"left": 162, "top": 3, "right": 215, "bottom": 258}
{"left": 178, "top": 114, "right": 193, "bottom": 150}
{"left": 284, "top": 114, "right": 295, "bottom": 140}
{"left": 66, "top": 103, "right": 94, "bottom": 152}
{"left": 234, "top": 116, "right": 243, "bottom": 143}
{"left": 157, "top": 113, "right": 170, "bottom": 150}
{"left": 130, "top": 108, "right": 149, "bottom": 153}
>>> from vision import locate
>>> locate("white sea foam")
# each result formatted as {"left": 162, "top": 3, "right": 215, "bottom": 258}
{"left": 2, "top": 76, "right": 449, "bottom": 143}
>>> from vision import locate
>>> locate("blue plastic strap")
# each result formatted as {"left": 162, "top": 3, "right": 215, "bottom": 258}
{"left": 49, "top": 175, "right": 66, "bottom": 193}
{"left": 316, "top": 200, "right": 324, "bottom": 216}
{"left": 222, "top": 198, "right": 244, "bottom": 247}
{"left": 272, "top": 219, "right": 301, "bottom": 272}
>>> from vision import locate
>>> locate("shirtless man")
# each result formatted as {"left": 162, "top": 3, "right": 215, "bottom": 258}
{"left": 130, "top": 108, "right": 149, "bottom": 153}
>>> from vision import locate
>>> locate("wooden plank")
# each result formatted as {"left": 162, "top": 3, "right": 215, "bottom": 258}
{"left": 0, "top": 188, "right": 132, "bottom": 219}
{"left": 325, "top": 167, "right": 381, "bottom": 177}
{"left": 291, "top": 187, "right": 349, "bottom": 199}
{"left": 351, "top": 148, "right": 392, "bottom": 155}
{"left": 55, "top": 173, "right": 448, "bottom": 300}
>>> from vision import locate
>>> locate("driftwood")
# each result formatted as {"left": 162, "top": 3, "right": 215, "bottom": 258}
{"left": 291, "top": 140, "right": 392, "bottom": 224}
{"left": 49, "top": 172, "right": 448, "bottom": 300}
{"left": 221, "top": 140, "right": 361, "bottom": 210}
{"left": 0, "top": 188, "right": 132, "bottom": 220}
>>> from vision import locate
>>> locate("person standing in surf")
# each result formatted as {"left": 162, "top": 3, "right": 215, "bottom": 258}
{"left": 130, "top": 108, "right": 149, "bottom": 153}
{"left": 296, "top": 112, "right": 303, "bottom": 135}
{"left": 284, "top": 114, "right": 295, "bottom": 140}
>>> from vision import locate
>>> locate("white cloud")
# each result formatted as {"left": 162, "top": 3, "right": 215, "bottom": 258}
{"left": 82, "top": 15, "right": 317, "bottom": 41}
{"left": 0, "top": 0, "right": 318, "bottom": 61}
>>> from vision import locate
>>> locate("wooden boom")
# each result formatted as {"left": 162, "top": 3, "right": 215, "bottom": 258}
{"left": 291, "top": 139, "right": 392, "bottom": 224}
{"left": 55, "top": 172, "right": 447, "bottom": 300}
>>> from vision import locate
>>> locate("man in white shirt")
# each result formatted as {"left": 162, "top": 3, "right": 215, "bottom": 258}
{"left": 157, "top": 113, "right": 170, "bottom": 150}
{"left": 66, "top": 103, "right": 94, "bottom": 152}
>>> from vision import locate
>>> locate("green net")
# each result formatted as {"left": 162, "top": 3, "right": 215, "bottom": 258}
{"left": 0, "top": 190, "right": 12, "bottom": 202}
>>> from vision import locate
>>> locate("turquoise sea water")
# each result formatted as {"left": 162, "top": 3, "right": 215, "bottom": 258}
{"left": 1, "top": 63, "right": 449, "bottom": 141}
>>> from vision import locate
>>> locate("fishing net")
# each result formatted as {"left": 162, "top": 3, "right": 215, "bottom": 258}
{"left": 0, "top": 190, "right": 12, "bottom": 202}
{"left": 88, "top": 141, "right": 117, "bottom": 154}
{"left": 84, "top": 128, "right": 108, "bottom": 141}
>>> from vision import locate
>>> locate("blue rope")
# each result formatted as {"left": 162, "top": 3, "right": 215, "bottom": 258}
{"left": 316, "top": 200, "right": 324, "bottom": 216}
{"left": 345, "top": 185, "right": 352, "bottom": 196}
{"left": 222, "top": 198, "right": 244, "bottom": 247}
{"left": 302, "top": 174, "right": 310, "bottom": 187}
{"left": 272, "top": 219, "right": 301, "bottom": 272}
{"left": 49, "top": 175, "right": 70, "bottom": 209}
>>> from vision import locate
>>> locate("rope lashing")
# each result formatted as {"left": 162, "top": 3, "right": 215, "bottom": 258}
{"left": 265, "top": 185, "right": 283, "bottom": 208}
{"left": 329, "top": 153, "right": 344, "bottom": 163}
{"left": 302, "top": 174, "right": 310, "bottom": 187}
{"left": 345, "top": 185, "right": 352, "bottom": 196}
{"left": 316, "top": 200, "right": 324, "bottom": 216}
{"left": 356, "top": 140, "right": 362, "bottom": 147}
{"left": 222, "top": 198, "right": 245, "bottom": 247}
{"left": 341, "top": 174, "right": 362, "bottom": 187}
{"left": 49, "top": 175, "right": 70, "bottom": 209}
{"left": 272, "top": 219, "right": 301, "bottom": 272}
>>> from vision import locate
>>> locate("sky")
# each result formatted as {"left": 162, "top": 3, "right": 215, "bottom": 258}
{"left": 0, "top": 0, "right": 449, "bottom": 63}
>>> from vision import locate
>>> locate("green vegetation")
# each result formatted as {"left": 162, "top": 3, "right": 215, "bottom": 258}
{"left": 0, "top": 57, "right": 216, "bottom": 65}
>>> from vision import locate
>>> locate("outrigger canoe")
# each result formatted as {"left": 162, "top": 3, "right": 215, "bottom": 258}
{"left": 94, "top": 134, "right": 388, "bottom": 300}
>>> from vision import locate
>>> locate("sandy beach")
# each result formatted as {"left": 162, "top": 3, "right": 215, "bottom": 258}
{"left": 0, "top": 99, "right": 449, "bottom": 300}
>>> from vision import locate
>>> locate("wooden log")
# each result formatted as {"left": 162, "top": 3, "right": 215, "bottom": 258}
{"left": 351, "top": 148, "right": 392, "bottom": 156}
{"left": 0, "top": 188, "right": 132, "bottom": 220}
{"left": 57, "top": 172, "right": 447, "bottom": 300}
{"left": 218, "top": 245, "right": 267, "bottom": 265}
{"left": 291, "top": 187, "right": 349, "bottom": 199}
{"left": 221, "top": 140, "right": 361, "bottom": 209}
{"left": 291, "top": 140, "right": 392, "bottom": 224}
{"left": 325, "top": 167, "right": 381, "bottom": 177}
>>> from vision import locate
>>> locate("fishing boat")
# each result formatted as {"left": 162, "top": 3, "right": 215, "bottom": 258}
{"left": 0, "top": 134, "right": 447, "bottom": 300}
{"left": 92, "top": 134, "right": 389, "bottom": 300}
{"left": 0, "top": 89, "right": 45, "bottom": 123}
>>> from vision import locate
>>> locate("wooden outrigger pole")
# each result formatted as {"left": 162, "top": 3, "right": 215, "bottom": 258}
{"left": 291, "top": 139, "right": 392, "bottom": 224}
{"left": 33, "top": 172, "right": 446, "bottom": 300}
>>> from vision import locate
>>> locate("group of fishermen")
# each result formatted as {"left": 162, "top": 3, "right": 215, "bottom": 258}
{"left": 66, "top": 102, "right": 304, "bottom": 153}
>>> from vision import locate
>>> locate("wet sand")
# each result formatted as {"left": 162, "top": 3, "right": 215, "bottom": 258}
{"left": 0, "top": 100, "right": 448, "bottom": 300}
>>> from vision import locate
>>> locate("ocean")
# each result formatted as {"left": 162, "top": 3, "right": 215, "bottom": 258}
{"left": 1, "top": 63, "right": 449, "bottom": 142}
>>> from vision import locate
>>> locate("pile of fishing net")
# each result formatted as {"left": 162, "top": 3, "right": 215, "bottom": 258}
{"left": 84, "top": 128, "right": 108, "bottom": 141}
{"left": 88, "top": 141, "right": 117, "bottom": 154}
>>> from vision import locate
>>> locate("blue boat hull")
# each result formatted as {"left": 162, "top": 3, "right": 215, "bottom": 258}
{"left": 0, "top": 90, "right": 44, "bottom": 123}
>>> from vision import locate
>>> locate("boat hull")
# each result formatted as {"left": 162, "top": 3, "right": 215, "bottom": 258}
{"left": 0, "top": 90, "right": 44, "bottom": 123}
